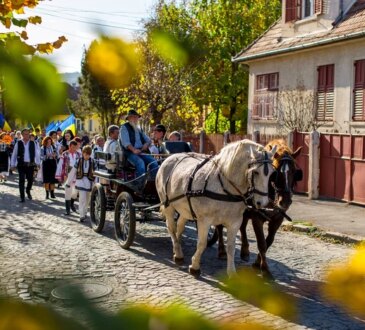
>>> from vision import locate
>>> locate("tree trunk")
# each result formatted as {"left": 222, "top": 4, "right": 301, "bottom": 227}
{"left": 229, "top": 103, "right": 237, "bottom": 134}
{"left": 215, "top": 106, "right": 220, "bottom": 133}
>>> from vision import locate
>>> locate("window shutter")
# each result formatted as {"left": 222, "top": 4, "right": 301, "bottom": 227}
{"left": 353, "top": 60, "right": 365, "bottom": 121}
{"left": 285, "top": 0, "right": 297, "bottom": 22}
{"left": 315, "top": 0, "right": 323, "bottom": 15}
{"left": 317, "top": 65, "right": 334, "bottom": 121}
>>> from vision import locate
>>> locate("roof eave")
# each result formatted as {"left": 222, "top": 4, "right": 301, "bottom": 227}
{"left": 232, "top": 30, "right": 365, "bottom": 63}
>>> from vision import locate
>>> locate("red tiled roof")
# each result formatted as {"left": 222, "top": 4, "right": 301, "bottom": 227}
{"left": 233, "top": 0, "right": 365, "bottom": 62}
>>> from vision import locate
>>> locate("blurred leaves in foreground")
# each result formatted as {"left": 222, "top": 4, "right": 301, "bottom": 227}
{"left": 0, "top": 283, "right": 274, "bottom": 330}
{"left": 322, "top": 245, "right": 365, "bottom": 318}
{"left": 86, "top": 37, "right": 141, "bottom": 90}
{"left": 223, "top": 269, "right": 297, "bottom": 321}
{"left": 0, "top": 40, "right": 66, "bottom": 123}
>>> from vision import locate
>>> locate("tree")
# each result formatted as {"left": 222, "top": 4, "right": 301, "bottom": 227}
{"left": 113, "top": 0, "right": 202, "bottom": 129}
{"left": 275, "top": 83, "right": 324, "bottom": 133}
{"left": 190, "top": 0, "right": 281, "bottom": 133}
{"left": 70, "top": 47, "right": 120, "bottom": 137}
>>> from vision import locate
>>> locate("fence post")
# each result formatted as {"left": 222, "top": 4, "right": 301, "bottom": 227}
{"left": 199, "top": 130, "right": 205, "bottom": 154}
{"left": 308, "top": 130, "right": 320, "bottom": 199}
{"left": 223, "top": 131, "right": 230, "bottom": 146}
{"left": 252, "top": 130, "right": 260, "bottom": 143}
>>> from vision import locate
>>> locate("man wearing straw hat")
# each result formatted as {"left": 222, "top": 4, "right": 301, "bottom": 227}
{"left": 119, "top": 109, "right": 159, "bottom": 190}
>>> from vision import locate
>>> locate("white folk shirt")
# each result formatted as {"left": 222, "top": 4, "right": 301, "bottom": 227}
{"left": 10, "top": 140, "right": 41, "bottom": 167}
{"left": 66, "top": 158, "right": 94, "bottom": 192}
{"left": 55, "top": 150, "right": 81, "bottom": 182}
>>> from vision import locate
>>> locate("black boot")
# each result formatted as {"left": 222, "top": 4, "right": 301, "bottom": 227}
{"left": 50, "top": 190, "right": 56, "bottom": 199}
{"left": 70, "top": 199, "right": 77, "bottom": 212}
{"left": 64, "top": 200, "right": 71, "bottom": 215}
{"left": 46, "top": 190, "right": 50, "bottom": 199}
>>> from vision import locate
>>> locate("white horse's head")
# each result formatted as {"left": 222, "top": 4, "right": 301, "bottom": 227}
{"left": 215, "top": 140, "right": 276, "bottom": 209}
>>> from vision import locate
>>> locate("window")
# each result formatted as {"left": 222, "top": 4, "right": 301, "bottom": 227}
{"left": 76, "top": 118, "right": 84, "bottom": 132}
{"left": 353, "top": 60, "right": 365, "bottom": 121}
{"left": 285, "top": 0, "right": 322, "bottom": 22}
{"left": 252, "top": 73, "right": 279, "bottom": 120}
{"left": 316, "top": 64, "right": 334, "bottom": 121}
{"left": 88, "top": 119, "right": 93, "bottom": 132}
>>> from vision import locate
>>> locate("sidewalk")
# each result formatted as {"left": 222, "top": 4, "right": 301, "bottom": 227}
{"left": 286, "top": 194, "right": 365, "bottom": 243}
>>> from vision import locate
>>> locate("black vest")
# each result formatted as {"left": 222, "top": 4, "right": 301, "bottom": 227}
{"left": 17, "top": 140, "right": 35, "bottom": 165}
{"left": 123, "top": 122, "right": 146, "bottom": 150}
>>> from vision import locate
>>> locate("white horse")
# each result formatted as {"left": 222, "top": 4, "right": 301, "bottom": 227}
{"left": 156, "top": 139, "right": 277, "bottom": 277}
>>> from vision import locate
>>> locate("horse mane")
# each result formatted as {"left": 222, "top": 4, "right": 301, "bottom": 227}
{"left": 214, "top": 139, "right": 264, "bottom": 179}
{"left": 265, "top": 139, "right": 294, "bottom": 168}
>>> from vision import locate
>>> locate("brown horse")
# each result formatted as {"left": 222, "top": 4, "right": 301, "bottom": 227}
{"left": 215, "top": 139, "right": 303, "bottom": 279}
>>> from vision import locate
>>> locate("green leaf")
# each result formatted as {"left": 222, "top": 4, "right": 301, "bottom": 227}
{"left": 11, "top": 18, "right": 28, "bottom": 28}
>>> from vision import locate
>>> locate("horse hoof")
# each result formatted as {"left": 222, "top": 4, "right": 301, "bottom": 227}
{"left": 173, "top": 256, "right": 184, "bottom": 266}
{"left": 189, "top": 266, "right": 201, "bottom": 278}
{"left": 252, "top": 262, "right": 260, "bottom": 270}
{"left": 262, "top": 271, "right": 275, "bottom": 281}
{"left": 240, "top": 254, "right": 250, "bottom": 262}
{"left": 218, "top": 251, "right": 227, "bottom": 260}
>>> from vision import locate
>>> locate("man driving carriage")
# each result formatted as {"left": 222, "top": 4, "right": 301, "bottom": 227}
{"left": 119, "top": 109, "right": 159, "bottom": 190}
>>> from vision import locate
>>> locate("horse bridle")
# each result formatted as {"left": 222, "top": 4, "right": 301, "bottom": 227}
{"left": 245, "top": 151, "right": 275, "bottom": 202}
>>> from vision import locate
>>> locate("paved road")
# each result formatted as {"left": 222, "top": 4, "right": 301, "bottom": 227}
{"left": 0, "top": 176, "right": 364, "bottom": 330}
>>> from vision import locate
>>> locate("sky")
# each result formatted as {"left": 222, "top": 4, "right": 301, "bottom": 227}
{"left": 24, "top": 0, "right": 157, "bottom": 73}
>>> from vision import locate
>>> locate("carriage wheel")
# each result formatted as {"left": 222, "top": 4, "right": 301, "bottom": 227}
{"left": 207, "top": 226, "right": 219, "bottom": 247}
{"left": 90, "top": 183, "right": 106, "bottom": 233}
{"left": 114, "top": 192, "right": 136, "bottom": 249}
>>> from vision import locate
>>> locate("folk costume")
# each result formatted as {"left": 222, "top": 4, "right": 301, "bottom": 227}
{"left": 56, "top": 149, "right": 81, "bottom": 214}
{"left": 10, "top": 139, "right": 41, "bottom": 202}
{"left": 66, "top": 157, "right": 96, "bottom": 221}
{"left": 41, "top": 144, "right": 58, "bottom": 199}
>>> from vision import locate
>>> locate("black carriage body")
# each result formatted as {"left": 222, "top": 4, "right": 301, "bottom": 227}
{"left": 90, "top": 142, "right": 193, "bottom": 249}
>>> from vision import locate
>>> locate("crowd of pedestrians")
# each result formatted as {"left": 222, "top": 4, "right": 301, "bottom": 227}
{"left": 0, "top": 109, "right": 187, "bottom": 221}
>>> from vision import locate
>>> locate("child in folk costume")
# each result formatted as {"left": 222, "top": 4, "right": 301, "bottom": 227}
{"left": 65, "top": 145, "right": 96, "bottom": 222}
{"left": 56, "top": 140, "right": 81, "bottom": 215}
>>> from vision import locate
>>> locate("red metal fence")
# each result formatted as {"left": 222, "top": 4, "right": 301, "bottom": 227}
{"left": 319, "top": 134, "right": 365, "bottom": 204}
{"left": 293, "top": 131, "right": 365, "bottom": 205}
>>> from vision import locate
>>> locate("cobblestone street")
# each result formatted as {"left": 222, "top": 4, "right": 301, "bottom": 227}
{"left": 0, "top": 176, "right": 364, "bottom": 330}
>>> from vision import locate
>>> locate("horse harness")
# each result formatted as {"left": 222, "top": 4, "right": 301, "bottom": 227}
{"left": 163, "top": 152, "right": 274, "bottom": 220}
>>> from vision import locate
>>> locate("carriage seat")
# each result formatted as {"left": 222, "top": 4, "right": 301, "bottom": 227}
{"left": 115, "top": 150, "right": 135, "bottom": 172}
{"left": 163, "top": 141, "right": 192, "bottom": 154}
{"left": 94, "top": 170, "right": 115, "bottom": 179}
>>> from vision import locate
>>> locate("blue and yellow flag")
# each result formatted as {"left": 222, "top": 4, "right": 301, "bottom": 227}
{"left": 0, "top": 113, "right": 11, "bottom": 131}
{"left": 59, "top": 115, "right": 76, "bottom": 135}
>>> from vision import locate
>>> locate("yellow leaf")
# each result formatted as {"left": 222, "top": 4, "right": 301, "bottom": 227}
{"left": 37, "top": 42, "right": 54, "bottom": 54}
{"left": 52, "top": 36, "right": 67, "bottom": 49}
{"left": 20, "top": 30, "right": 28, "bottom": 40}
{"left": 28, "top": 16, "right": 42, "bottom": 24}
{"left": 5, "top": 18, "right": 11, "bottom": 29}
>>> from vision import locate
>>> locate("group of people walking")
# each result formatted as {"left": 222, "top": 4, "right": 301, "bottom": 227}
{"left": 1, "top": 108, "right": 184, "bottom": 222}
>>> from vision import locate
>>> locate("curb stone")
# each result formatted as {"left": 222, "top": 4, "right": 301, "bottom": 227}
{"left": 281, "top": 221, "right": 364, "bottom": 245}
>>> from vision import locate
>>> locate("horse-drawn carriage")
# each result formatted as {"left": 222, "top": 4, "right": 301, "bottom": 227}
{"left": 90, "top": 141, "right": 193, "bottom": 249}
{"left": 89, "top": 137, "right": 302, "bottom": 277}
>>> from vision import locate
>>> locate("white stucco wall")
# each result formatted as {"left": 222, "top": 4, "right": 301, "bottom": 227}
{"left": 247, "top": 38, "right": 365, "bottom": 135}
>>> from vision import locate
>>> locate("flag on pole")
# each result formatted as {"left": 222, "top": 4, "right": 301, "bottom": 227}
{"left": 59, "top": 115, "right": 76, "bottom": 135}
{"left": 0, "top": 113, "right": 11, "bottom": 131}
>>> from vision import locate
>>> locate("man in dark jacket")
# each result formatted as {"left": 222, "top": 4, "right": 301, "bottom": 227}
{"left": 119, "top": 109, "right": 158, "bottom": 190}
{"left": 10, "top": 128, "right": 40, "bottom": 202}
